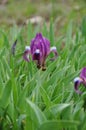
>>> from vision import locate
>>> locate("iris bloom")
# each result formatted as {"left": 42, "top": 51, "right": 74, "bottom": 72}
{"left": 23, "top": 33, "right": 58, "bottom": 70}
{"left": 74, "top": 67, "right": 86, "bottom": 94}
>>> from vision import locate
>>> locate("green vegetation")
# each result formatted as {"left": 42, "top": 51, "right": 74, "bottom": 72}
{"left": 0, "top": 17, "right": 86, "bottom": 129}
{"left": 0, "top": 0, "right": 86, "bottom": 129}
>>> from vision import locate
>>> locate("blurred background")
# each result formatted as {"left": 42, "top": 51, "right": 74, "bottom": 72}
{"left": 0, "top": 0, "right": 86, "bottom": 34}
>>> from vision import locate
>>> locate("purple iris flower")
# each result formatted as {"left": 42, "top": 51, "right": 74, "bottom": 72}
{"left": 23, "top": 33, "right": 58, "bottom": 70}
{"left": 74, "top": 67, "right": 86, "bottom": 94}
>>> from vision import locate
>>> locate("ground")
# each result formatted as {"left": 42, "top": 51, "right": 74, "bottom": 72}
{"left": 0, "top": 0, "right": 86, "bottom": 34}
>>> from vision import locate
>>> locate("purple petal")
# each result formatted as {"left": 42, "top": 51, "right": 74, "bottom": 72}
{"left": 32, "top": 49, "right": 41, "bottom": 68}
{"left": 49, "top": 46, "right": 58, "bottom": 61}
{"left": 28, "top": 33, "right": 58, "bottom": 70}
{"left": 35, "top": 33, "right": 43, "bottom": 39}
{"left": 23, "top": 46, "right": 31, "bottom": 62}
{"left": 74, "top": 77, "right": 83, "bottom": 94}
{"left": 32, "top": 49, "right": 41, "bottom": 60}
{"left": 30, "top": 33, "right": 50, "bottom": 60}
{"left": 80, "top": 67, "right": 86, "bottom": 82}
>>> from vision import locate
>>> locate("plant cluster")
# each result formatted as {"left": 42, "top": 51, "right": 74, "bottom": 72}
{"left": 0, "top": 18, "right": 86, "bottom": 130}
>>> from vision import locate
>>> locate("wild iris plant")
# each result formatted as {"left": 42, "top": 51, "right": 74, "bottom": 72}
{"left": 23, "top": 33, "right": 58, "bottom": 70}
{"left": 74, "top": 67, "right": 86, "bottom": 94}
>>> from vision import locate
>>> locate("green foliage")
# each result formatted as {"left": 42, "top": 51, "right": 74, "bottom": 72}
{"left": 81, "top": 16, "right": 86, "bottom": 41}
{"left": 0, "top": 20, "right": 86, "bottom": 130}
{"left": 37, "top": 120, "right": 79, "bottom": 130}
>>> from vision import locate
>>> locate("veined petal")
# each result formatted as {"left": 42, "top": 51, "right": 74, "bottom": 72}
{"left": 23, "top": 46, "right": 31, "bottom": 62}
{"left": 50, "top": 46, "right": 58, "bottom": 61}
{"left": 74, "top": 77, "right": 83, "bottom": 94}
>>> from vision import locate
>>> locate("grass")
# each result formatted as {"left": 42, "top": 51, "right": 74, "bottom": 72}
{"left": 0, "top": 17, "right": 86, "bottom": 130}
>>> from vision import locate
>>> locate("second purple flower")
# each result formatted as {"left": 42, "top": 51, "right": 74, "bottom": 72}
{"left": 74, "top": 67, "right": 86, "bottom": 94}
{"left": 23, "top": 33, "right": 58, "bottom": 70}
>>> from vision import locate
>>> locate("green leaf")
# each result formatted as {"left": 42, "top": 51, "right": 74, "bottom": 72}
{"left": 1, "top": 56, "right": 11, "bottom": 77}
{"left": 42, "top": 22, "right": 49, "bottom": 38}
{"left": 37, "top": 120, "right": 79, "bottom": 130}
{"left": 81, "top": 17, "right": 86, "bottom": 40}
{"left": 45, "top": 103, "right": 71, "bottom": 117}
{"left": 27, "top": 22, "right": 33, "bottom": 43}
{"left": 0, "top": 80, "right": 11, "bottom": 108}
{"left": 25, "top": 99, "right": 46, "bottom": 130}
{"left": 49, "top": 19, "right": 54, "bottom": 45}
{"left": 66, "top": 21, "right": 72, "bottom": 46}
{"left": 40, "top": 87, "right": 51, "bottom": 108}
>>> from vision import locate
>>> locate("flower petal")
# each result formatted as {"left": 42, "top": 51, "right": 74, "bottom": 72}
{"left": 23, "top": 46, "right": 31, "bottom": 62}
{"left": 32, "top": 49, "right": 41, "bottom": 60}
{"left": 74, "top": 77, "right": 83, "bottom": 94}
{"left": 80, "top": 67, "right": 86, "bottom": 82}
{"left": 50, "top": 46, "right": 58, "bottom": 61}
{"left": 31, "top": 33, "right": 50, "bottom": 58}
